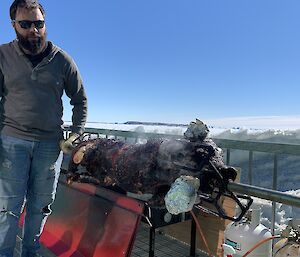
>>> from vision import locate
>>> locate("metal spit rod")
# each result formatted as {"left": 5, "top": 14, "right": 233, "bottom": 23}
{"left": 228, "top": 181, "right": 300, "bottom": 209}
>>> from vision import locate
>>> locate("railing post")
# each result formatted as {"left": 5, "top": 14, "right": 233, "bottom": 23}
{"left": 226, "top": 149, "right": 231, "bottom": 165}
{"left": 271, "top": 154, "right": 278, "bottom": 237}
{"left": 248, "top": 151, "right": 253, "bottom": 185}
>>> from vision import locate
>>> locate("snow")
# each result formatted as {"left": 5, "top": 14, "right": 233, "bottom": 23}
{"left": 250, "top": 190, "right": 300, "bottom": 234}
{"left": 204, "top": 115, "right": 300, "bottom": 131}
{"left": 76, "top": 115, "right": 300, "bottom": 143}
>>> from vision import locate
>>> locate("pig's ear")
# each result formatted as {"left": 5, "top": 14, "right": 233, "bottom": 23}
{"left": 198, "top": 169, "right": 218, "bottom": 194}
{"left": 220, "top": 166, "right": 237, "bottom": 182}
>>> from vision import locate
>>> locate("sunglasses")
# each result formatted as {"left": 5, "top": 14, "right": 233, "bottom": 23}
{"left": 13, "top": 20, "right": 45, "bottom": 29}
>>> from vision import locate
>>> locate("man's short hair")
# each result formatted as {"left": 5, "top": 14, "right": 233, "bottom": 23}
{"left": 10, "top": 0, "right": 45, "bottom": 20}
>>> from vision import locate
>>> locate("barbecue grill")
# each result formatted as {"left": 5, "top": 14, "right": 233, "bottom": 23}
{"left": 59, "top": 136, "right": 252, "bottom": 257}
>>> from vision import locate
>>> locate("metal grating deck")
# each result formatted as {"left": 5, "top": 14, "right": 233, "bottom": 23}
{"left": 14, "top": 223, "right": 209, "bottom": 257}
{"left": 131, "top": 223, "right": 209, "bottom": 257}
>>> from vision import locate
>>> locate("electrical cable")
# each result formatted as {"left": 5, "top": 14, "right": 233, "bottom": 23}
{"left": 242, "top": 235, "right": 280, "bottom": 257}
{"left": 190, "top": 209, "right": 213, "bottom": 257}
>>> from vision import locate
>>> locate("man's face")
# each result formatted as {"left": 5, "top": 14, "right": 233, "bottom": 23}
{"left": 12, "top": 7, "right": 46, "bottom": 55}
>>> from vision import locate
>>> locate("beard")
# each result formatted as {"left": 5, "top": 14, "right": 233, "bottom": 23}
{"left": 15, "top": 29, "right": 47, "bottom": 55}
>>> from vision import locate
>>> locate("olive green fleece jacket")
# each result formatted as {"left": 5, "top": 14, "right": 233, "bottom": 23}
{"left": 0, "top": 40, "right": 87, "bottom": 140}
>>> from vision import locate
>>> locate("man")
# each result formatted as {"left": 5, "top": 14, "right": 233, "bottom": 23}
{"left": 0, "top": 0, "right": 87, "bottom": 256}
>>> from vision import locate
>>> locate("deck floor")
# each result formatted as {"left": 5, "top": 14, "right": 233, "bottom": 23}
{"left": 14, "top": 223, "right": 209, "bottom": 257}
{"left": 131, "top": 224, "right": 209, "bottom": 257}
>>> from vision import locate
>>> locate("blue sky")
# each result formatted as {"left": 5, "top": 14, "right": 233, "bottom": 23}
{"left": 1, "top": 0, "right": 300, "bottom": 124}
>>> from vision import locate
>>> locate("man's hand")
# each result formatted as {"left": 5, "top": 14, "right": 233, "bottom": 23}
{"left": 60, "top": 133, "right": 80, "bottom": 154}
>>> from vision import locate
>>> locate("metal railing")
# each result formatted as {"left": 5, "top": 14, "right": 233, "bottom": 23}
{"left": 212, "top": 138, "right": 300, "bottom": 235}
{"left": 64, "top": 126, "right": 300, "bottom": 234}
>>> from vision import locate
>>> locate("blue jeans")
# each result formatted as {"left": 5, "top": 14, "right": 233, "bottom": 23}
{"left": 0, "top": 135, "right": 61, "bottom": 257}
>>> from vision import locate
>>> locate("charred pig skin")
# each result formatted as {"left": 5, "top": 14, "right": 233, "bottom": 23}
{"left": 66, "top": 120, "right": 237, "bottom": 207}
{"left": 67, "top": 136, "right": 237, "bottom": 206}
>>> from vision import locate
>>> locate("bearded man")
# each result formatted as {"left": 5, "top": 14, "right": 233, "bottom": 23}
{"left": 0, "top": 0, "right": 88, "bottom": 256}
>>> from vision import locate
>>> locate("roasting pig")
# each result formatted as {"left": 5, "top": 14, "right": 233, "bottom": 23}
{"left": 65, "top": 119, "right": 237, "bottom": 207}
